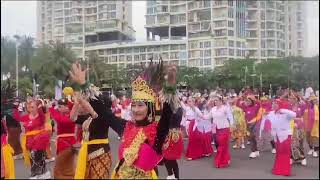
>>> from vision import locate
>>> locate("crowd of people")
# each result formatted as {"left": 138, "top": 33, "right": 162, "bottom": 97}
{"left": 1, "top": 61, "right": 319, "bottom": 179}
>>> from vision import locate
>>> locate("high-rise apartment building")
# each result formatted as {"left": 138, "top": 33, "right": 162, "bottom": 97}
{"left": 245, "top": 1, "right": 287, "bottom": 59}
{"left": 36, "top": 1, "right": 135, "bottom": 58}
{"left": 37, "top": 0, "right": 308, "bottom": 70}
{"left": 144, "top": 0, "right": 247, "bottom": 69}
{"left": 285, "top": 1, "right": 307, "bottom": 57}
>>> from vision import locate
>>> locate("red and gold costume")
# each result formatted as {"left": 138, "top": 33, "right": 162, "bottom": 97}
{"left": 111, "top": 62, "right": 179, "bottom": 179}
{"left": 49, "top": 102, "right": 77, "bottom": 179}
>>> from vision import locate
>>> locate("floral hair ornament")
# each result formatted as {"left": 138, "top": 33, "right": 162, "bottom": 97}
{"left": 63, "top": 87, "right": 74, "bottom": 96}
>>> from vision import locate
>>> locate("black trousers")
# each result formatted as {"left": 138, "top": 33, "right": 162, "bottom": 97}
{"left": 164, "top": 159, "right": 179, "bottom": 179}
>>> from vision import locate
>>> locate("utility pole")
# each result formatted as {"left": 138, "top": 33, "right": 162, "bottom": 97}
{"left": 16, "top": 43, "right": 19, "bottom": 97}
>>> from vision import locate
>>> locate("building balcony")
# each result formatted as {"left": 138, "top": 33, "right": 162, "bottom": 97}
{"left": 212, "top": 1, "right": 228, "bottom": 8}
{"left": 246, "top": 36, "right": 258, "bottom": 39}
{"left": 170, "top": 1, "right": 186, "bottom": 5}
{"left": 246, "top": 16, "right": 257, "bottom": 21}
{"left": 96, "top": 19, "right": 119, "bottom": 32}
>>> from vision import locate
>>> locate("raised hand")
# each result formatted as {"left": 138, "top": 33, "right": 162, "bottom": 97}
{"left": 69, "top": 62, "right": 88, "bottom": 85}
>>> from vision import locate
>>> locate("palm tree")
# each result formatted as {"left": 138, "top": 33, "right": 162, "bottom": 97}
{"left": 87, "top": 51, "right": 106, "bottom": 87}
{"left": 1, "top": 36, "right": 16, "bottom": 78}
{"left": 18, "top": 35, "right": 35, "bottom": 75}
{"left": 31, "top": 41, "right": 76, "bottom": 95}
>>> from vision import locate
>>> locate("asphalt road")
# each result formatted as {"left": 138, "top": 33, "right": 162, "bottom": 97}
{"left": 14, "top": 130, "right": 319, "bottom": 179}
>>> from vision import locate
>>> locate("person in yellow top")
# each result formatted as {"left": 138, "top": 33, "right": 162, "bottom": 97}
{"left": 1, "top": 118, "right": 16, "bottom": 179}
{"left": 41, "top": 100, "right": 56, "bottom": 163}
{"left": 303, "top": 95, "right": 319, "bottom": 158}
{"left": 230, "top": 96, "right": 246, "bottom": 149}
{"left": 254, "top": 96, "right": 277, "bottom": 154}
{"left": 288, "top": 92, "right": 307, "bottom": 165}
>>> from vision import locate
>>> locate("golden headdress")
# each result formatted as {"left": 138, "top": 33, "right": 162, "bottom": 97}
{"left": 260, "top": 96, "right": 269, "bottom": 101}
{"left": 131, "top": 76, "right": 157, "bottom": 103}
{"left": 131, "top": 57, "right": 164, "bottom": 103}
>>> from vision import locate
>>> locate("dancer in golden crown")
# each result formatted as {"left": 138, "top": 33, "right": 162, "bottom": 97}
{"left": 68, "top": 58, "right": 179, "bottom": 179}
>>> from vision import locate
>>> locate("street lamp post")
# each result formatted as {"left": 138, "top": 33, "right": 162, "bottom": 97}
{"left": 81, "top": 0, "right": 89, "bottom": 83}
{"left": 242, "top": 66, "right": 248, "bottom": 87}
{"left": 15, "top": 43, "right": 19, "bottom": 97}
{"left": 260, "top": 73, "right": 263, "bottom": 92}
{"left": 36, "top": 84, "right": 40, "bottom": 96}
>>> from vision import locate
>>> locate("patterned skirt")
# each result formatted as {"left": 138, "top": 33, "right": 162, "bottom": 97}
{"left": 291, "top": 129, "right": 305, "bottom": 161}
{"left": 85, "top": 152, "right": 112, "bottom": 179}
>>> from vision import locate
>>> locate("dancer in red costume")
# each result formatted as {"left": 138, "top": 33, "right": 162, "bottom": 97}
{"left": 13, "top": 98, "right": 51, "bottom": 179}
{"left": 162, "top": 106, "right": 183, "bottom": 179}
{"left": 259, "top": 99, "right": 297, "bottom": 176}
{"left": 181, "top": 97, "right": 206, "bottom": 160}
{"left": 237, "top": 94, "right": 261, "bottom": 158}
{"left": 49, "top": 98, "right": 78, "bottom": 179}
{"left": 199, "top": 95, "right": 234, "bottom": 168}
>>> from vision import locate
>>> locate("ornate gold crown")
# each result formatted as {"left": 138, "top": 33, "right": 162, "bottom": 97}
{"left": 131, "top": 76, "right": 156, "bottom": 103}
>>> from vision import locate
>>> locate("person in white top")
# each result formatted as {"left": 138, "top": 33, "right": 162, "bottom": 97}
{"left": 259, "top": 99, "right": 296, "bottom": 176}
{"left": 197, "top": 95, "right": 234, "bottom": 168}
{"left": 198, "top": 101, "right": 214, "bottom": 156}
{"left": 304, "top": 85, "right": 314, "bottom": 99}
{"left": 181, "top": 97, "right": 206, "bottom": 160}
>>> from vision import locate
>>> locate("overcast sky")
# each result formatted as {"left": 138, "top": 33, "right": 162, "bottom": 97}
{"left": 1, "top": 1, "right": 319, "bottom": 56}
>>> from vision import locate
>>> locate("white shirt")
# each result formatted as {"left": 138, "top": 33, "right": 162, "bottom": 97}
{"left": 203, "top": 105, "right": 234, "bottom": 130}
{"left": 196, "top": 108, "right": 212, "bottom": 133}
{"left": 260, "top": 109, "right": 296, "bottom": 143}
{"left": 304, "top": 87, "right": 314, "bottom": 99}
{"left": 180, "top": 102, "right": 201, "bottom": 121}
{"left": 121, "top": 105, "right": 132, "bottom": 121}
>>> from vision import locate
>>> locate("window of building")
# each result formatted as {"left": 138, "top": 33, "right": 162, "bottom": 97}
{"left": 134, "top": 48, "right": 140, "bottom": 53}
{"left": 171, "top": 44, "right": 180, "bottom": 50}
{"left": 204, "top": 49, "right": 211, "bottom": 57}
{"left": 110, "top": 56, "right": 117, "bottom": 63}
{"left": 198, "top": 10, "right": 210, "bottom": 21}
{"left": 204, "top": 41, "right": 211, "bottom": 48}
{"left": 141, "top": 54, "right": 146, "bottom": 61}
{"left": 199, "top": 42, "right": 203, "bottom": 48}
{"left": 119, "top": 48, "right": 125, "bottom": 54}
{"left": 140, "top": 47, "right": 146, "bottom": 52}
{"left": 180, "top": 60, "right": 187, "bottom": 66}
{"left": 215, "top": 21, "right": 225, "bottom": 28}
{"left": 111, "top": 49, "right": 117, "bottom": 54}
{"left": 134, "top": 55, "right": 140, "bottom": 61}
{"left": 229, "top": 40, "right": 234, "bottom": 47}
{"left": 228, "top": 8, "right": 233, "bottom": 18}
{"left": 204, "top": 58, "right": 211, "bottom": 65}
{"left": 108, "top": 4, "right": 116, "bottom": 11}
{"left": 203, "top": 0, "right": 211, "bottom": 8}
{"left": 127, "top": 55, "right": 132, "bottom": 62}
{"left": 119, "top": 55, "right": 125, "bottom": 62}
{"left": 228, "top": 30, "right": 234, "bottom": 36}
{"left": 228, "top": 21, "right": 234, "bottom": 27}
{"left": 162, "top": 45, "right": 169, "bottom": 51}
{"left": 147, "top": 47, "right": 154, "bottom": 52}
{"left": 162, "top": 6, "right": 168, "bottom": 12}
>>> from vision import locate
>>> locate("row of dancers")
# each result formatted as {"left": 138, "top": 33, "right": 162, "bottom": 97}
{"left": 1, "top": 62, "right": 319, "bottom": 179}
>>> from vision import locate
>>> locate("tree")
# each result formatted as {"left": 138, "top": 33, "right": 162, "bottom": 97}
{"left": 31, "top": 42, "right": 76, "bottom": 96}
{"left": 255, "top": 59, "right": 290, "bottom": 89}
{"left": 1, "top": 36, "right": 16, "bottom": 78}
{"left": 17, "top": 35, "right": 35, "bottom": 77}
{"left": 212, "top": 59, "right": 256, "bottom": 90}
